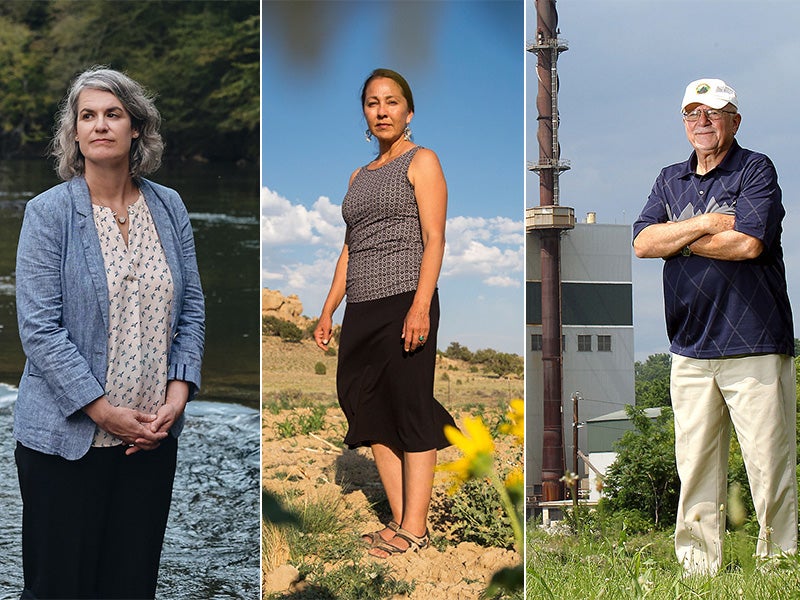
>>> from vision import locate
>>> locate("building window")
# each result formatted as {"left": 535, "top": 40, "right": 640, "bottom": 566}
{"left": 532, "top": 335, "right": 568, "bottom": 351}
{"left": 577, "top": 334, "right": 592, "bottom": 352}
{"left": 597, "top": 334, "right": 612, "bottom": 352}
{"left": 531, "top": 334, "right": 542, "bottom": 351}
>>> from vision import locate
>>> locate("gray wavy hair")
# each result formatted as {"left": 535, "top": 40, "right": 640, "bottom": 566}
{"left": 50, "top": 66, "right": 164, "bottom": 180}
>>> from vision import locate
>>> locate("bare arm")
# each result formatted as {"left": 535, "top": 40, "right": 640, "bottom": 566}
{"left": 313, "top": 242, "right": 349, "bottom": 350}
{"left": 404, "top": 148, "right": 447, "bottom": 352}
{"left": 633, "top": 213, "right": 735, "bottom": 258}
{"left": 314, "top": 169, "right": 361, "bottom": 351}
{"left": 688, "top": 230, "right": 764, "bottom": 260}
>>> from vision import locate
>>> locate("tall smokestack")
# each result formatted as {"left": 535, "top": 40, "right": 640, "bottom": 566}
{"left": 531, "top": 0, "right": 572, "bottom": 502}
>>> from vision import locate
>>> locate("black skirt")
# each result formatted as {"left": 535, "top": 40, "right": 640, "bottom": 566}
{"left": 337, "top": 289, "right": 455, "bottom": 452}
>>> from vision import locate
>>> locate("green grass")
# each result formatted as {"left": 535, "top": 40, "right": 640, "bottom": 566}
{"left": 270, "top": 400, "right": 331, "bottom": 438}
{"left": 264, "top": 389, "right": 335, "bottom": 413}
{"left": 264, "top": 490, "right": 415, "bottom": 599}
{"left": 526, "top": 517, "right": 800, "bottom": 600}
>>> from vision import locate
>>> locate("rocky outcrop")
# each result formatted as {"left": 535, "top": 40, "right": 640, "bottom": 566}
{"left": 262, "top": 288, "right": 313, "bottom": 328}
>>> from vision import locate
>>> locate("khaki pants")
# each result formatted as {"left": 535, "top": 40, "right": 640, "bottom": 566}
{"left": 671, "top": 353, "right": 798, "bottom": 574}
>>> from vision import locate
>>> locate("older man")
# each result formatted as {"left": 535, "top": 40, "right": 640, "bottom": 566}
{"left": 633, "top": 78, "right": 797, "bottom": 574}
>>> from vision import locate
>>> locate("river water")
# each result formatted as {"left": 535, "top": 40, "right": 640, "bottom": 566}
{"left": 0, "top": 159, "right": 260, "bottom": 406}
{"left": 0, "top": 384, "right": 260, "bottom": 598}
{"left": 0, "top": 160, "right": 261, "bottom": 597}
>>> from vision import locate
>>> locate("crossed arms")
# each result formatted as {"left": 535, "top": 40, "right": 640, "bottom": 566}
{"left": 633, "top": 212, "right": 763, "bottom": 261}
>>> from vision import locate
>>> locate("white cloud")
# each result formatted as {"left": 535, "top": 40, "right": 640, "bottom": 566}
{"left": 443, "top": 216, "right": 523, "bottom": 285}
{"left": 261, "top": 187, "right": 345, "bottom": 247}
{"left": 261, "top": 269, "right": 283, "bottom": 281}
{"left": 484, "top": 275, "right": 520, "bottom": 288}
{"left": 261, "top": 187, "right": 524, "bottom": 290}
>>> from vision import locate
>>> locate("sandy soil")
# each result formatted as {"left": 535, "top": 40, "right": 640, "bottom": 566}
{"left": 262, "top": 336, "right": 522, "bottom": 599}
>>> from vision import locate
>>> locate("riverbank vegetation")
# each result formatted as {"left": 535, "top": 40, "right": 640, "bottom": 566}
{"left": 0, "top": 0, "right": 258, "bottom": 162}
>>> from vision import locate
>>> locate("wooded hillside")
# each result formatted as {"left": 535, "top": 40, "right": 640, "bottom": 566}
{"left": 0, "top": 0, "right": 258, "bottom": 162}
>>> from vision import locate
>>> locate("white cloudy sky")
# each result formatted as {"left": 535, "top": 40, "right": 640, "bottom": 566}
{"left": 262, "top": 187, "right": 525, "bottom": 353}
{"left": 263, "top": 1, "right": 525, "bottom": 354}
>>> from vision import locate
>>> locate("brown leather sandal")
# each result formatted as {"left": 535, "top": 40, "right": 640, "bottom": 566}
{"left": 393, "top": 527, "right": 429, "bottom": 552}
{"left": 369, "top": 526, "right": 429, "bottom": 558}
{"left": 360, "top": 519, "right": 399, "bottom": 546}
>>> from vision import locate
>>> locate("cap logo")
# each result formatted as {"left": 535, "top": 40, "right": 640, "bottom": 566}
{"left": 696, "top": 83, "right": 710, "bottom": 94}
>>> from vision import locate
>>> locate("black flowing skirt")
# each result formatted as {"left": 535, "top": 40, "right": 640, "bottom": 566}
{"left": 336, "top": 289, "right": 456, "bottom": 452}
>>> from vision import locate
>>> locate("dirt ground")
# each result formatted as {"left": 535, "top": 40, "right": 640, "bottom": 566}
{"left": 262, "top": 336, "right": 523, "bottom": 599}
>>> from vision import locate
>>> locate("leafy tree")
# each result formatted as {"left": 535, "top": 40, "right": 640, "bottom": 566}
{"left": 484, "top": 351, "right": 524, "bottom": 378}
{"left": 0, "top": 14, "right": 52, "bottom": 152}
{"left": 441, "top": 342, "right": 522, "bottom": 377}
{"left": 443, "top": 342, "right": 473, "bottom": 362}
{"left": 0, "top": 0, "right": 259, "bottom": 162}
{"left": 262, "top": 316, "right": 303, "bottom": 343}
{"left": 634, "top": 353, "right": 671, "bottom": 408}
{"left": 602, "top": 405, "right": 679, "bottom": 529}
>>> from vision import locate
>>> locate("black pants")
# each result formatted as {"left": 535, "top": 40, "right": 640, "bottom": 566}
{"left": 15, "top": 436, "right": 178, "bottom": 599}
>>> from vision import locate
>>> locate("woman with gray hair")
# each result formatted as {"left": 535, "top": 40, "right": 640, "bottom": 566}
{"left": 13, "top": 66, "right": 205, "bottom": 598}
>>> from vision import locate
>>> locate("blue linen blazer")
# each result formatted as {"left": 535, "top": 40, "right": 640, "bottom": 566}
{"left": 14, "top": 176, "right": 205, "bottom": 460}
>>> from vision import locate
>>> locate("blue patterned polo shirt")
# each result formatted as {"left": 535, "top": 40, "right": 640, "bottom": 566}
{"left": 633, "top": 140, "right": 794, "bottom": 358}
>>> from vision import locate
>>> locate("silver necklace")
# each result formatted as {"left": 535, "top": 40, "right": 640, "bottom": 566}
{"left": 111, "top": 209, "right": 128, "bottom": 225}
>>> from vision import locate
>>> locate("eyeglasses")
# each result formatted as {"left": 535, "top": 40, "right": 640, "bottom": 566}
{"left": 682, "top": 108, "right": 737, "bottom": 122}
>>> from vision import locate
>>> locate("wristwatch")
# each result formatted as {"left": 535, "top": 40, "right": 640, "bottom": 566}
{"left": 681, "top": 245, "right": 693, "bottom": 257}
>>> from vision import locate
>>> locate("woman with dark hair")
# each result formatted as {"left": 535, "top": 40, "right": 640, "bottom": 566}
{"left": 314, "top": 68, "right": 455, "bottom": 558}
{"left": 14, "top": 66, "right": 205, "bottom": 598}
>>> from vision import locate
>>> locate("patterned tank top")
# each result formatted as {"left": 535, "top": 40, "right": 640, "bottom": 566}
{"left": 342, "top": 146, "right": 423, "bottom": 303}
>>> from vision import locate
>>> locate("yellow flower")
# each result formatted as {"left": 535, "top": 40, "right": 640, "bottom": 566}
{"left": 505, "top": 468, "right": 523, "bottom": 491}
{"left": 438, "top": 416, "right": 495, "bottom": 493}
{"left": 499, "top": 398, "right": 524, "bottom": 445}
{"left": 504, "top": 467, "right": 524, "bottom": 508}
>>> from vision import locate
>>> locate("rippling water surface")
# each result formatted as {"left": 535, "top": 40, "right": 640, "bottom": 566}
{"left": 0, "top": 387, "right": 260, "bottom": 599}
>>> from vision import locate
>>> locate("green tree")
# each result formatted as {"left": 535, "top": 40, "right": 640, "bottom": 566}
{"left": 634, "top": 353, "right": 671, "bottom": 408}
{"left": 484, "top": 351, "right": 524, "bottom": 378}
{"left": 0, "top": 14, "right": 52, "bottom": 152}
{"left": 602, "top": 405, "right": 679, "bottom": 529}
{"left": 262, "top": 316, "right": 303, "bottom": 343}
{"left": 0, "top": 0, "right": 259, "bottom": 162}
{"left": 444, "top": 341, "right": 473, "bottom": 362}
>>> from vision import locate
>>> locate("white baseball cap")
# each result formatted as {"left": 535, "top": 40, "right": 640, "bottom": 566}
{"left": 681, "top": 79, "right": 738, "bottom": 111}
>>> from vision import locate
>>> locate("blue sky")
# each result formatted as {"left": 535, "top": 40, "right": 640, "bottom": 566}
{"left": 526, "top": 0, "right": 800, "bottom": 360}
{"left": 262, "top": 1, "right": 524, "bottom": 354}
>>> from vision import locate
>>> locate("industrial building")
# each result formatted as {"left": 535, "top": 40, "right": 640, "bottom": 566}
{"left": 525, "top": 215, "right": 635, "bottom": 502}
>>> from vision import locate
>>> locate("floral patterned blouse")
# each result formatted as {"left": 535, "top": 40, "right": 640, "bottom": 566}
{"left": 91, "top": 193, "right": 174, "bottom": 447}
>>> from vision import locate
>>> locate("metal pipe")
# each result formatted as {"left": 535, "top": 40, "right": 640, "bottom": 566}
{"left": 535, "top": 0, "right": 566, "bottom": 502}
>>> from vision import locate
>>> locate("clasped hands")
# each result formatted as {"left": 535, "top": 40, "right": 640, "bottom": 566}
{"left": 83, "top": 381, "right": 189, "bottom": 455}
